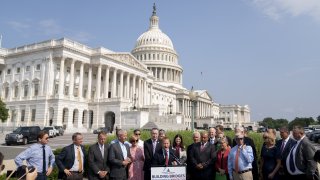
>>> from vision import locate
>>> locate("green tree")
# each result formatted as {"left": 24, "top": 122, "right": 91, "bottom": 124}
{"left": 274, "top": 118, "right": 289, "bottom": 129}
{"left": 259, "top": 117, "right": 275, "bottom": 128}
{"left": 288, "top": 117, "right": 315, "bottom": 130}
{"left": 317, "top": 115, "right": 320, "bottom": 124}
{"left": 0, "top": 99, "right": 9, "bottom": 123}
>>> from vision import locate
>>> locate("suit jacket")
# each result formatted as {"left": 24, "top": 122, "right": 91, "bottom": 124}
{"left": 294, "top": 137, "right": 317, "bottom": 177}
{"left": 108, "top": 141, "right": 131, "bottom": 179}
{"left": 143, "top": 138, "right": 162, "bottom": 171}
{"left": 186, "top": 143, "right": 196, "bottom": 173}
{"left": 56, "top": 144, "right": 86, "bottom": 178}
{"left": 152, "top": 148, "right": 176, "bottom": 166}
{"left": 88, "top": 143, "right": 110, "bottom": 180}
{"left": 189, "top": 142, "right": 216, "bottom": 179}
{"left": 276, "top": 138, "right": 295, "bottom": 166}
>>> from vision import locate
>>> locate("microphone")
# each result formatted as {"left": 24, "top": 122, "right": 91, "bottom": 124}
{"left": 169, "top": 151, "right": 182, "bottom": 165}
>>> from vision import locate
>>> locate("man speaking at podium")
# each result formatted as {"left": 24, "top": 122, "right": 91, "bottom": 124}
{"left": 152, "top": 137, "right": 178, "bottom": 166}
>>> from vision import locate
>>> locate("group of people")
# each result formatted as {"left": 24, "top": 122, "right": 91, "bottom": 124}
{"left": 1, "top": 125, "right": 319, "bottom": 180}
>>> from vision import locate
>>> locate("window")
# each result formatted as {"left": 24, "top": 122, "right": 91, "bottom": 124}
{"left": 26, "top": 66, "right": 30, "bottom": 71}
{"left": 14, "top": 85, "right": 19, "bottom": 97}
{"left": 0, "top": 70, "right": 2, "bottom": 75}
{"left": 67, "top": 67, "right": 70, "bottom": 73}
{"left": 31, "top": 109, "right": 36, "bottom": 121}
{"left": 55, "top": 84, "right": 59, "bottom": 94}
{"left": 64, "top": 86, "right": 68, "bottom": 95}
{"left": 7, "top": 69, "right": 11, "bottom": 74}
{"left": 34, "top": 84, "right": 39, "bottom": 96}
{"left": 21, "top": 110, "right": 25, "bottom": 122}
{"left": 5, "top": 87, "right": 9, "bottom": 98}
{"left": 36, "top": 64, "right": 41, "bottom": 70}
{"left": 24, "top": 85, "right": 29, "bottom": 97}
{"left": 16, "top": 67, "right": 20, "bottom": 73}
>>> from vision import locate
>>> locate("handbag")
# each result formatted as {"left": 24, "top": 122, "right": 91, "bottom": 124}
{"left": 215, "top": 172, "right": 227, "bottom": 180}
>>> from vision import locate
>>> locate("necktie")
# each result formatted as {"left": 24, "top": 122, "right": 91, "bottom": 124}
{"left": 235, "top": 148, "right": 240, "bottom": 173}
{"left": 77, "top": 147, "right": 83, "bottom": 172}
{"left": 153, "top": 140, "right": 157, "bottom": 155}
{"left": 200, "top": 143, "right": 205, "bottom": 151}
{"left": 289, "top": 142, "right": 297, "bottom": 172}
{"left": 42, "top": 145, "right": 46, "bottom": 173}
{"left": 165, "top": 150, "right": 169, "bottom": 166}
{"left": 101, "top": 145, "right": 104, "bottom": 158}
{"left": 280, "top": 140, "right": 285, "bottom": 154}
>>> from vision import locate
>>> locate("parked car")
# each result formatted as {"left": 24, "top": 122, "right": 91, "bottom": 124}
{"left": 5, "top": 126, "right": 41, "bottom": 145}
{"left": 54, "top": 126, "right": 64, "bottom": 136}
{"left": 93, "top": 127, "right": 109, "bottom": 134}
{"left": 258, "top": 127, "right": 267, "bottom": 133}
{"left": 313, "top": 133, "right": 320, "bottom": 143}
{"left": 42, "top": 126, "right": 57, "bottom": 138}
{"left": 304, "top": 127, "right": 314, "bottom": 134}
{"left": 309, "top": 131, "right": 320, "bottom": 141}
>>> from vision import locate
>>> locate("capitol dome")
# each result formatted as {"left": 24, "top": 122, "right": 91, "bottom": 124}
{"left": 131, "top": 4, "right": 183, "bottom": 89}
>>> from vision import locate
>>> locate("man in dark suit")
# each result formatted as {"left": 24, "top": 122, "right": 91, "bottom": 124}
{"left": 143, "top": 128, "right": 162, "bottom": 180}
{"left": 88, "top": 132, "right": 110, "bottom": 180}
{"left": 108, "top": 129, "right": 131, "bottom": 180}
{"left": 189, "top": 131, "right": 216, "bottom": 180}
{"left": 56, "top": 132, "right": 86, "bottom": 180}
{"left": 186, "top": 131, "right": 201, "bottom": 180}
{"left": 286, "top": 126, "right": 318, "bottom": 180}
{"left": 209, "top": 127, "right": 217, "bottom": 145}
{"left": 276, "top": 126, "right": 295, "bottom": 178}
{"left": 152, "top": 137, "right": 177, "bottom": 166}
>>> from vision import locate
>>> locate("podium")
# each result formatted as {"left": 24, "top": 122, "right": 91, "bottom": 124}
{"left": 151, "top": 165, "right": 186, "bottom": 180}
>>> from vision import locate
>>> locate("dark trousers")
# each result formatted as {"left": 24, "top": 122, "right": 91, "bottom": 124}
{"left": 144, "top": 170, "right": 151, "bottom": 180}
{"left": 288, "top": 174, "right": 307, "bottom": 180}
{"left": 36, "top": 173, "right": 47, "bottom": 180}
{"left": 63, "top": 172, "right": 83, "bottom": 180}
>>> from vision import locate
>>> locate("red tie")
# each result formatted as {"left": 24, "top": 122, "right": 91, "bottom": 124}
{"left": 165, "top": 150, "right": 169, "bottom": 166}
{"left": 235, "top": 148, "right": 240, "bottom": 173}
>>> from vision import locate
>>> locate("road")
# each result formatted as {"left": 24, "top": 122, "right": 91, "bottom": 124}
{"left": 0, "top": 133, "right": 99, "bottom": 160}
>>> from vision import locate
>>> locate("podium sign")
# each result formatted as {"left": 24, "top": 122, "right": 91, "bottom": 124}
{"left": 151, "top": 166, "right": 186, "bottom": 180}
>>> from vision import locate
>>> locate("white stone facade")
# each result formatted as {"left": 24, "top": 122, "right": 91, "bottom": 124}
{"left": 0, "top": 5, "right": 251, "bottom": 132}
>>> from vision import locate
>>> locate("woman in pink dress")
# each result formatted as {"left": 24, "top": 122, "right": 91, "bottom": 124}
{"left": 128, "top": 135, "right": 144, "bottom": 180}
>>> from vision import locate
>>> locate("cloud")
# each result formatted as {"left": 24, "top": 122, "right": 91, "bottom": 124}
{"left": 285, "top": 66, "right": 318, "bottom": 77}
{"left": 248, "top": 0, "right": 320, "bottom": 21}
{"left": 38, "top": 19, "right": 63, "bottom": 35}
{"left": 69, "top": 31, "right": 94, "bottom": 42}
{"left": 7, "top": 21, "right": 30, "bottom": 31}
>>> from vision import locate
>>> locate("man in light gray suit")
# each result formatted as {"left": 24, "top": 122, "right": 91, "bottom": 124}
{"left": 108, "top": 130, "right": 131, "bottom": 180}
{"left": 88, "top": 132, "right": 110, "bottom": 180}
{"left": 286, "top": 126, "right": 318, "bottom": 180}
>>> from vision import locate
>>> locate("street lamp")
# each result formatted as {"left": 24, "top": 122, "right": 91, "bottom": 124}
{"left": 189, "top": 87, "right": 197, "bottom": 131}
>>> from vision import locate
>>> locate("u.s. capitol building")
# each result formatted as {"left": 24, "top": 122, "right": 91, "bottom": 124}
{"left": 0, "top": 5, "right": 253, "bottom": 132}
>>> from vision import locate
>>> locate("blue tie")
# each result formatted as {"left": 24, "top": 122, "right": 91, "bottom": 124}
{"left": 289, "top": 141, "right": 297, "bottom": 172}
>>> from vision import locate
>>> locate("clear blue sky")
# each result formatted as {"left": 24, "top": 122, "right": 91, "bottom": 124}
{"left": 1, "top": 0, "right": 319, "bottom": 121}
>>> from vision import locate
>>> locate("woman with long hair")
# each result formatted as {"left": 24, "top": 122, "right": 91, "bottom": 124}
{"left": 172, "top": 134, "right": 187, "bottom": 164}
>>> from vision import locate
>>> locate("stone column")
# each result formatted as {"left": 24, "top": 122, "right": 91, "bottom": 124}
{"left": 69, "top": 59, "right": 75, "bottom": 97}
{"left": 149, "top": 83, "right": 153, "bottom": 105}
{"left": 112, "top": 68, "right": 117, "bottom": 98}
{"left": 104, "top": 66, "right": 109, "bottom": 98}
{"left": 155, "top": 68, "right": 158, "bottom": 80}
{"left": 132, "top": 75, "right": 136, "bottom": 98}
{"left": 159, "top": 68, "right": 162, "bottom": 81}
{"left": 119, "top": 71, "right": 124, "bottom": 98}
{"left": 138, "top": 77, "right": 141, "bottom": 106}
{"left": 96, "top": 64, "right": 101, "bottom": 99}
{"left": 180, "top": 72, "right": 183, "bottom": 84}
{"left": 87, "top": 65, "right": 92, "bottom": 99}
{"left": 144, "top": 80, "right": 147, "bottom": 105}
{"left": 58, "top": 57, "right": 65, "bottom": 96}
{"left": 40, "top": 60, "right": 46, "bottom": 96}
{"left": 182, "top": 99, "right": 184, "bottom": 114}
{"left": 126, "top": 73, "right": 130, "bottom": 98}
{"left": 78, "top": 62, "right": 84, "bottom": 98}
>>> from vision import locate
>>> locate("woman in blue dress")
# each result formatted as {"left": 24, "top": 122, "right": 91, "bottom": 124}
{"left": 260, "top": 132, "right": 281, "bottom": 180}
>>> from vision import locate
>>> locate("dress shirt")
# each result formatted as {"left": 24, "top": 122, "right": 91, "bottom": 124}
{"left": 15, "top": 143, "right": 55, "bottom": 173}
{"left": 138, "top": 139, "right": 144, "bottom": 148}
{"left": 119, "top": 141, "right": 128, "bottom": 159}
{"left": 281, "top": 136, "right": 290, "bottom": 151}
{"left": 99, "top": 143, "right": 104, "bottom": 158}
{"left": 70, "top": 145, "right": 84, "bottom": 171}
{"left": 210, "top": 137, "right": 216, "bottom": 144}
{"left": 228, "top": 144, "right": 254, "bottom": 179}
{"left": 286, "top": 136, "right": 304, "bottom": 175}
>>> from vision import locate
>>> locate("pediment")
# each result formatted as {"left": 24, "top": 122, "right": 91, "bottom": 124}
{"left": 195, "top": 90, "right": 212, "bottom": 101}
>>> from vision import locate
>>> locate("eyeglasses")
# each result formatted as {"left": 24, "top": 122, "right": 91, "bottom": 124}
{"left": 135, "top": 133, "right": 141, "bottom": 136}
{"left": 131, "top": 140, "right": 138, "bottom": 143}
